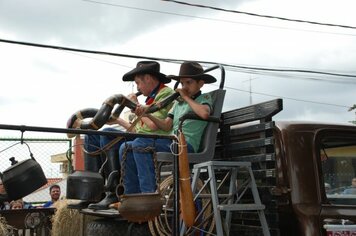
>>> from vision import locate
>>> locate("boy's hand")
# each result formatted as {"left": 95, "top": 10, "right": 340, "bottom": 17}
{"left": 127, "top": 93, "right": 139, "bottom": 104}
{"left": 175, "top": 88, "right": 189, "bottom": 101}
{"left": 134, "top": 104, "right": 148, "bottom": 116}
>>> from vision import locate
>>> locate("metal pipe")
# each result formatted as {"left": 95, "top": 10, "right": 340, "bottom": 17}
{"left": 173, "top": 134, "right": 179, "bottom": 236}
{"left": 0, "top": 124, "right": 177, "bottom": 141}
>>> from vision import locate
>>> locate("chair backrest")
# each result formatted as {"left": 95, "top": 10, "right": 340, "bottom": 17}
{"left": 157, "top": 89, "right": 226, "bottom": 164}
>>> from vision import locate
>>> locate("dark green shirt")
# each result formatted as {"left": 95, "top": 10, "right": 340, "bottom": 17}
{"left": 169, "top": 92, "right": 212, "bottom": 152}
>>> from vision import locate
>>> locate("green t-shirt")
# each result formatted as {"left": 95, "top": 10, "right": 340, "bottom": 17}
{"left": 169, "top": 92, "right": 213, "bottom": 152}
{"left": 135, "top": 86, "right": 174, "bottom": 134}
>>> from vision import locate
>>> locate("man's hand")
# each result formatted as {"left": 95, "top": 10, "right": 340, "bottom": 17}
{"left": 127, "top": 93, "right": 139, "bottom": 104}
{"left": 134, "top": 104, "right": 148, "bottom": 117}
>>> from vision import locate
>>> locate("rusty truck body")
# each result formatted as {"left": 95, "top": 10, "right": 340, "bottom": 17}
{"left": 214, "top": 98, "right": 356, "bottom": 236}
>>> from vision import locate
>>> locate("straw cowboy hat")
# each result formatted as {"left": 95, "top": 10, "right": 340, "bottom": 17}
{"left": 168, "top": 61, "right": 216, "bottom": 84}
{"left": 122, "top": 61, "right": 170, "bottom": 84}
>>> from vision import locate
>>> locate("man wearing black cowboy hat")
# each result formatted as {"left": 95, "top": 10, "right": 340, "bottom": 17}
{"left": 119, "top": 61, "right": 216, "bottom": 194}
{"left": 70, "top": 61, "right": 174, "bottom": 210}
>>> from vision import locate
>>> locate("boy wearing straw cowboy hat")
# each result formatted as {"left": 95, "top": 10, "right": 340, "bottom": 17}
{"left": 119, "top": 61, "right": 216, "bottom": 194}
{"left": 70, "top": 61, "right": 174, "bottom": 210}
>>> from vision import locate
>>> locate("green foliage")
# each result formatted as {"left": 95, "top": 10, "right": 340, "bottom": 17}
{"left": 349, "top": 104, "right": 356, "bottom": 112}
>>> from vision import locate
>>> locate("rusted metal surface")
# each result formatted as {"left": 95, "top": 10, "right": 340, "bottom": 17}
{"left": 274, "top": 122, "right": 356, "bottom": 236}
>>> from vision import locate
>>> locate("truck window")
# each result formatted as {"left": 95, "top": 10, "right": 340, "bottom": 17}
{"left": 320, "top": 135, "right": 356, "bottom": 205}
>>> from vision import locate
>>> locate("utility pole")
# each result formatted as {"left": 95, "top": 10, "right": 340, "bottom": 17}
{"left": 249, "top": 76, "right": 252, "bottom": 105}
{"left": 243, "top": 75, "right": 258, "bottom": 105}
{"left": 351, "top": 112, "right": 356, "bottom": 125}
{"left": 348, "top": 104, "right": 356, "bottom": 124}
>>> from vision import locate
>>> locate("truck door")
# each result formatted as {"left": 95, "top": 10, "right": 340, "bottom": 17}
{"left": 317, "top": 130, "right": 356, "bottom": 235}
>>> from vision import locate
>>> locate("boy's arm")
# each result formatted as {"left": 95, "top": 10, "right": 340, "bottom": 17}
{"left": 145, "top": 113, "right": 173, "bottom": 131}
{"left": 132, "top": 104, "right": 162, "bottom": 131}
{"left": 177, "top": 88, "right": 211, "bottom": 120}
{"left": 133, "top": 87, "right": 175, "bottom": 131}
{"left": 127, "top": 92, "right": 160, "bottom": 131}
{"left": 107, "top": 117, "right": 136, "bottom": 132}
{"left": 140, "top": 116, "right": 159, "bottom": 131}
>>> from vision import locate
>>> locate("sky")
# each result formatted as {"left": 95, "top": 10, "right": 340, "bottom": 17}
{"left": 1, "top": 0, "right": 356, "bottom": 142}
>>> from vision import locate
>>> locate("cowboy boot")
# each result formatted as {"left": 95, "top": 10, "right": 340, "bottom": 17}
{"left": 67, "top": 151, "right": 102, "bottom": 209}
{"left": 88, "top": 148, "right": 120, "bottom": 210}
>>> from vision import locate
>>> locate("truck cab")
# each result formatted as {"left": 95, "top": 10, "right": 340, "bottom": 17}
{"left": 273, "top": 122, "right": 356, "bottom": 235}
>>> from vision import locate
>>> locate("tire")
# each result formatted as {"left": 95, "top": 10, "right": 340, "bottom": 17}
{"left": 87, "top": 218, "right": 151, "bottom": 236}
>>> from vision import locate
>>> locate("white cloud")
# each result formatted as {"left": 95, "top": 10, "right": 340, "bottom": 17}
{"left": 0, "top": 0, "right": 356, "bottom": 138}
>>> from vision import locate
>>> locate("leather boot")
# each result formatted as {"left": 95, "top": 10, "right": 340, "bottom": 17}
{"left": 84, "top": 148, "right": 102, "bottom": 172}
{"left": 88, "top": 192, "right": 118, "bottom": 210}
{"left": 88, "top": 148, "right": 120, "bottom": 210}
{"left": 67, "top": 200, "right": 93, "bottom": 209}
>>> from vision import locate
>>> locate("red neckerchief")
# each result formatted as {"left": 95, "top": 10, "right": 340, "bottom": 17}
{"left": 141, "top": 83, "right": 167, "bottom": 126}
{"left": 145, "top": 83, "right": 166, "bottom": 105}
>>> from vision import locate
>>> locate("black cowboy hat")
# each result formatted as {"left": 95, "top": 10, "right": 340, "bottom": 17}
{"left": 168, "top": 61, "right": 216, "bottom": 84}
{"left": 122, "top": 61, "right": 170, "bottom": 84}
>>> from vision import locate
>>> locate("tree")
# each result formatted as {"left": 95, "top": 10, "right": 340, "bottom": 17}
{"left": 349, "top": 104, "right": 356, "bottom": 112}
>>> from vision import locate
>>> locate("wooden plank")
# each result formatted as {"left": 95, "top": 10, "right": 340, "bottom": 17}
{"left": 222, "top": 99, "right": 282, "bottom": 126}
{"left": 227, "top": 137, "right": 275, "bottom": 151}
{"left": 229, "top": 121, "right": 275, "bottom": 136}
{"left": 231, "top": 153, "right": 275, "bottom": 162}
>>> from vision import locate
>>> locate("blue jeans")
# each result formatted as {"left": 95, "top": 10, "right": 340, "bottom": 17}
{"left": 119, "top": 137, "right": 194, "bottom": 194}
{"left": 84, "top": 127, "right": 126, "bottom": 172}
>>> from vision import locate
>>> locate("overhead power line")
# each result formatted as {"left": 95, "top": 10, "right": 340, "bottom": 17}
{"left": 223, "top": 65, "right": 356, "bottom": 79}
{"left": 233, "top": 69, "right": 356, "bottom": 85}
{"left": 1, "top": 38, "right": 354, "bottom": 109}
{"left": 223, "top": 86, "right": 350, "bottom": 109}
{"left": 162, "top": 0, "right": 356, "bottom": 30}
{"left": 63, "top": 45, "right": 356, "bottom": 85}
{"left": 82, "top": 0, "right": 356, "bottom": 37}
{"left": 1, "top": 38, "right": 356, "bottom": 80}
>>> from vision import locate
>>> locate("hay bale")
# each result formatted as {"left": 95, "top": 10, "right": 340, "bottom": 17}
{"left": 0, "top": 215, "right": 14, "bottom": 236}
{"left": 51, "top": 200, "right": 98, "bottom": 236}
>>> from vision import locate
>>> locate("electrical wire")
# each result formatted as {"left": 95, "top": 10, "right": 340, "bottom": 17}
{"left": 1, "top": 38, "right": 356, "bottom": 80}
{"left": 63, "top": 50, "right": 133, "bottom": 69}
{"left": 222, "top": 85, "right": 350, "bottom": 109}
{"left": 1, "top": 38, "right": 355, "bottom": 110}
{"left": 225, "top": 67, "right": 356, "bottom": 85}
{"left": 56, "top": 48, "right": 356, "bottom": 85}
{"left": 82, "top": 0, "right": 356, "bottom": 37}
{"left": 222, "top": 64, "right": 356, "bottom": 79}
{"left": 61, "top": 46, "right": 356, "bottom": 85}
{"left": 161, "top": 0, "right": 356, "bottom": 30}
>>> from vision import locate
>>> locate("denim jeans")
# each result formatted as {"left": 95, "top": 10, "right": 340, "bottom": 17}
{"left": 84, "top": 127, "right": 126, "bottom": 172}
{"left": 119, "top": 137, "right": 194, "bottom": 194}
